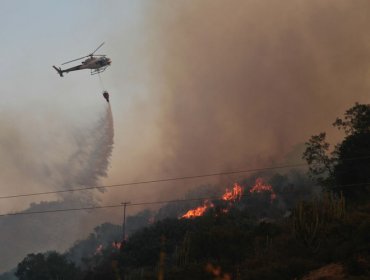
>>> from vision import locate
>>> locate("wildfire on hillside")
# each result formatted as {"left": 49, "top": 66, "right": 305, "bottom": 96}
{"left": 180, "top": 179, "right": 277, "bottom": 219}
{"left": 181, "top": 200, "right": 214, "bottom": 219}
{"left": 222, "top": 183, "right": 242, "bottom": 201}
{"left": 181, "top": 183, "right": 243, "bottom": 219}
{"left": 249, "top": 178, "right": 276, "bottom": 201}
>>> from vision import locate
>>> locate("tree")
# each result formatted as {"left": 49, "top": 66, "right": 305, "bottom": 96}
{"left": 303, "top": 103, "right": 370, "bottom": 201}
{"left": 16, "top": 252, "right": 81, "bottom": 280}
{"left": 302, "top": 132, "right": 336, "bottom": 187}
{"left": 332, "top": 104, "right": 370, "bottom": 200}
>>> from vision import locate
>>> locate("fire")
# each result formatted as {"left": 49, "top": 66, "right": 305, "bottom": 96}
{"left": 181, "top": 183, "right": 243, "bottom": 219}
{"left": 180, "top": 179, "right": 276, "bottom": 219}
{"left": 222, "top": 183, "right": 242, "bottom": 201}
{"left": 249, "top": 178, "right": 276, "bottom": 201}
{"left": 181, "top": 200, "right": 214, "bottom": 219}
{"left": 94, "top": 242, "right": 122, "bottom": 254}
{"left": 205, "top": 263, "right": 231, "bottom": 280}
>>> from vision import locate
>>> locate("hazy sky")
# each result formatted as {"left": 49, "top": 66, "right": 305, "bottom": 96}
{"left": 1, "top": 0, "right": 370, "bottom": 272}
{"left": 0, "top": 0, "right": 151, "bottom": 210}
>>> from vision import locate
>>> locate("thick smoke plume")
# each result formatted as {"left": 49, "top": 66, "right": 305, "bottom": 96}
{"left": 115, "top": 0, "right": 370, "bottom": 182}
{"left": 0, "top": 104, "right": 114, "bottom": 273}
{"left": 2, "top": 0, "right": 370, "bottom": 273}
{"left": 98, "top": 0, "right": 370, "bottom": 208}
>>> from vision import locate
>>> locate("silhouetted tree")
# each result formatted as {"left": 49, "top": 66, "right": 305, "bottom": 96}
{"left": 332, "top": 103, "right": 370, "bottom": 200}
{"left": 303, "top": 103, "right": 370, "bottom": 201}
{"left": 16, "top": 252, "right": 81, "bottom": 280}
{"left": 302, "top": 132, "right": 336, "bottom": 186}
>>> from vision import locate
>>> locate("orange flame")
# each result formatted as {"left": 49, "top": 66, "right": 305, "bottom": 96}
{"left": 205, "top": 263, "right": 231, "bottom": 280}
{"left": 249, "top": 178, "right": 276, "bottom": 201}
{"left": 181, "top": 200, "right": 214, "bottom": 218}
{"left": 181, "top": 183, "right": 243, "bottom": 219}
{"left": 222, "top": 183, "right": 242, "bottom": 201}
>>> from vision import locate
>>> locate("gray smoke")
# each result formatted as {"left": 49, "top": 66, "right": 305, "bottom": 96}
{"left": 58, "top": 104, "right": 114, "bottom": 195}
{"left": 3, "top": 0, "right": 370, "bottom": 272}
{"left": 146, "top": 0, "right": 370, "bottom": 176}
{"left": 0, "top": 104, "right": 114, "bottom": 273}
{"left": 100, "top": 0, "right": 370, "bottom": 207}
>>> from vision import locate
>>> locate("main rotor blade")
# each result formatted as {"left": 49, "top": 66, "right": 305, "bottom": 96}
{"left": 60, "top": 42, "right": 105, "bottom": 65}
{"left": 91, "top": 42, "right": 105, "bottom": 55}
{"left": 62, "top": 55, "right": 89, "bottom": 65}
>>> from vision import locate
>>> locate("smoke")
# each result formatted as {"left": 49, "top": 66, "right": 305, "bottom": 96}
{"left": 0, "top": 104, "right": 114, "bottom": 273}
{"left": 93, "top": 0, "right": 370, "bottom": 210}
{"left": 2, "top": 0, "right": 370, "bottom": 272}
{"left": 57, "top": 104, "right": 114, "bottom": 193}
{"left": 115, "top": 0, "right": 370, "bottom": 180}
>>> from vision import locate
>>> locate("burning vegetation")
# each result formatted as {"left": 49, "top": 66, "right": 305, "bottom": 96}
{"left": 180, "top": 180, "right": 277, "bottom": 219}
{"left": 181, "top": 183, "right": 243, "bottom": 219}
{"left": 181, "top": 200, "right": 215, "bottom": 219}
{"left": 222, "top": 183, "right": 243, "bottom": 201}
{"left": 8, "top": 104, "right": 370, "bottom": 280}
{"left": 249, "top": 178, "right": 277, "bottom": 202}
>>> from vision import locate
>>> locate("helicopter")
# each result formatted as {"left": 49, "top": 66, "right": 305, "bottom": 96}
{"left": 53, "top": 42, "right": 111, "bottom": 77}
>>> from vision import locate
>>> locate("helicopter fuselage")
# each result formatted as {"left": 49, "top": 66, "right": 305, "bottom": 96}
{"left": 53, "top": 42, "right": 111, "bottom": 77}
{"left": 53, "top": 56, "right": 111, "bottom": 77}
{"left": 80, "top": 56, "right": 111, "bottom": 69}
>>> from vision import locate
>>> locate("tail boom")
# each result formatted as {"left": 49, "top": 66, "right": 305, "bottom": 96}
{"left": 52, "top": 66, "right": 64, "bottom": 77}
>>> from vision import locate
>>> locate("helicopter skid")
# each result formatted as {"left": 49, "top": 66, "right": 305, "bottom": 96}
{"left": 91, "top": 66, "right": 109, "bottom": 75}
